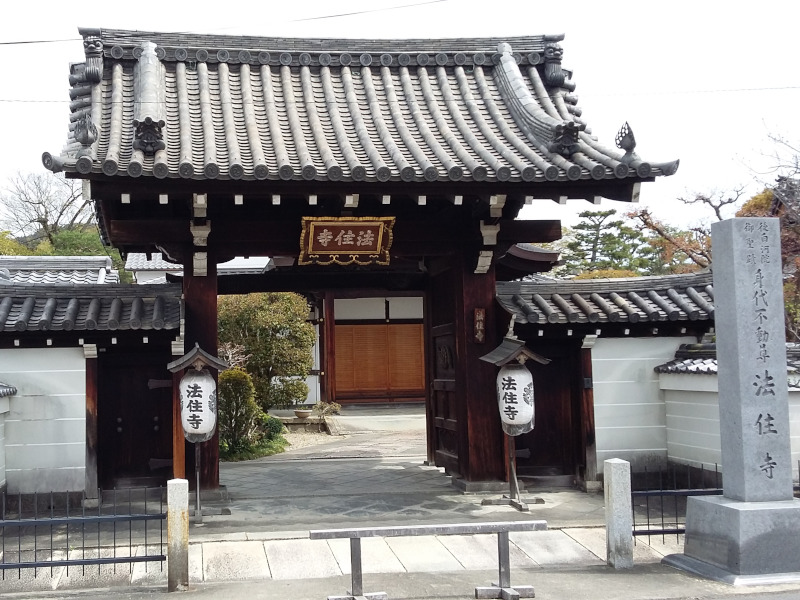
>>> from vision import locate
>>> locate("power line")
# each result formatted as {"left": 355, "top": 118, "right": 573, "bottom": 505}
{"left": 0, "top": 1, "right": 451, "bottom": 47}
{"left": 290, "top": 0, "right": 447, "bottom": 22}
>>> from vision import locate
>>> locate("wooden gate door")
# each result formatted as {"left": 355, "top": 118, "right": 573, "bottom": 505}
{"left": 98, "top": 352, "right": 173, "bottom": 487}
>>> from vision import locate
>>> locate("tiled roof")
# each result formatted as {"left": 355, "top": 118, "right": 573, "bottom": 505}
{"left": 125, "top": 253, "right": 181, "bottom": 271}
{"left": 0, "top": 256, "right": 119, "bottom": 284}
{"left": 0, "top": 382, "right": 16, "bottom": 397}
{"left": 0, "top": 284, "right": 181, "bottom": 332}
{"left": 655, "top": 343, "right": 800, "bottom": 378}
{"left": 125, "top": 253, "right": 272, "bottom": 276}
{"left": 497, "top": 270, "right": 714, "bottom": 325}
{"left": 42, "top": 28, "right": 678, "bottom": 188}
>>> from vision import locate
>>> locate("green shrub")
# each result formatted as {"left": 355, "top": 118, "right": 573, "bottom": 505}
{"left": 218, "top": 368, "right": 263, "bottom": 454}
{"left": 266, "top": 376, "right": 310, "bottom": 409}
{"left": 261, "top": 414, "right": 285, "bottom": 441}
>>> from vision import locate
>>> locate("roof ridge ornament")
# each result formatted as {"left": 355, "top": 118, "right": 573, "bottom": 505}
{"left": 82, "top": 32, "right": 103, "bottom": 84}
{"left": 133, "top": 41, "right": 167, "bottom": 156}
{"left": 494, "top": 42, "right": 585, "bottom": 158}
{"left": 543, "top": 42, "right": 565, "bottom": 88}
{"left": 615, "top": 121, "right": 680, "bottom": 177}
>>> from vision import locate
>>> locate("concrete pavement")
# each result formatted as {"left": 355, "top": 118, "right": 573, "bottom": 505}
{"left": 5, "top": 405, "right": 800, "bottom": 599}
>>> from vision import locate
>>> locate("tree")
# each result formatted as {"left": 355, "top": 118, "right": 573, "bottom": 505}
{"left": 218, "top": 292, "right": 316, "bottom": 410}
{"left": 560, "top": 209, "right": 659, "bottom": 277}
{"left": 628, "top": 187, "right": 746, "bottom": 272}
{"left": 737, "top": 185, "right": 800, "bottom": 341}
{"left": 217, "top": 368, "right": 263, "bottom": 455}
{"left": 0, "top": 231, "right": 32, "bottom": 256}
{"left": 0, "top": 172, "right": 93, "bottom": 246}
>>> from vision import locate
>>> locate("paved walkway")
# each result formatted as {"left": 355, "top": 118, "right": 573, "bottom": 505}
{"left": 7, "top": 405, "right": 800, "bottom": 598}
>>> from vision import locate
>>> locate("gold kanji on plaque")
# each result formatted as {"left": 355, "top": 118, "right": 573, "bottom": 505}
{"left": 299, "top": 216, "right": 395, "bottom": 266}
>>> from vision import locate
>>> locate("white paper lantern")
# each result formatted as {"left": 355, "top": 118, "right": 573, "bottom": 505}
{"left": 179, "top": 368, "right": 217, "bottom": 442}
{"left": 496, "top": 363, "right": 534, "bottom": 436}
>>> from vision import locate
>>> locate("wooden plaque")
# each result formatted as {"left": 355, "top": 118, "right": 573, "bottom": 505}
{"left": 299, "top": 216, "right": 395, "bottom": 266}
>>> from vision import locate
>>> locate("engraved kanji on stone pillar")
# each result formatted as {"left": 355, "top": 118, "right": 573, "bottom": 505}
{"left": 711, "top": 217, "right": 794, "bottom": 502}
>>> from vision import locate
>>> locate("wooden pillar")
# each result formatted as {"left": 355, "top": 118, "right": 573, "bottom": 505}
{"left": 322, "top": 291, "right": 337, "bottom": 404}
{"left": 183, "top": 260, "right": 219, "bottom": 489}
{"left": 454, "top": 254, "right": 504, "bottom": 482}
{"left": 580, "top": 335, "right": 598, "bottom": 486}
{"left": 171, "top": 370, "right": 185, "bottom": 480}
{"left": 84, "top": 344, "right": 99, "bottom": 499}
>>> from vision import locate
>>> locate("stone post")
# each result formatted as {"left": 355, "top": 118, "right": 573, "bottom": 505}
{"left": 604, "top": 458, "right": 633, "bottom": 569}
{"left": 167, "top": 478, "right": 189, "bottom": 592}
{"left": 665, "top": 218, "right": 800, "bottom": 583}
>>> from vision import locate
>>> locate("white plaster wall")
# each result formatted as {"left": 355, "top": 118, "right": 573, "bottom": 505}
{"left": 388, "top": 297, "right": 423, "bottom": 320}
{"left": 335, "top": 298, "right": 385, "bottom": 320}
{"left": 593, "top": 336, "right": 696, "bottom": 474}
{"left": 132, "top": 270, "right": 179, "bottom": 284}
{"left": 661, "top": 373, "right": 800, "bottom": 481}
{"left": 334, "top": 297, "right": 424, "bottom": 321}
{"left": 0, "top": 348, "right": 85, "bottom": 493}
{"left": 306, "top": 323, "right": 320, "bottom": 405}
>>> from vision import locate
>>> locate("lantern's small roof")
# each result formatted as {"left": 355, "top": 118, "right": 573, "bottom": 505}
{"left": 43, "top": 28, "right": 678, "bottom": 190}
{"left": 167, "top": 342, "right": 228, "bottom": 373}
{"left": 0, "top": 382, "right": 17, "bottom": 398}
{"left": 480, "top": 336, "right": 550, "bottom": 366}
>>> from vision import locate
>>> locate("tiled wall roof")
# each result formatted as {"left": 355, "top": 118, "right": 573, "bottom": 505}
{"left": 497, "top": 271, "right": 714, "bottom": 325}
{"left": 0, "top": 383, "right": 16, "bottom": 397}
{"left": 655, "top": 343, "right": 800, "bottom": 379}
{"left": 0, "top": 256, "right": 119, "bottom": 284}
{"left": 0, "top": 284, "right": 181, "bottom": 332}
{"left": 43, "top": 29, "right": 678, "bottom": 187}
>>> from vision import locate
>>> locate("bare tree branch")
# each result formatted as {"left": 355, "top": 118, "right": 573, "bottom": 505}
{"left": 0, "top": 172, "right": 93, "bottom": 246}
{"left": 628, "top": 208, "right": 711, "bottom": 268}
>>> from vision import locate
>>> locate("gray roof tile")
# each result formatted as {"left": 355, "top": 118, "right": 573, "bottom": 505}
{"left": 654, "top": 343, "right": 800, "bottom": 378}
{"left": 497, "top": 271, "right": 714, "bottom": 325}
{"left": 0, "top": 284, "right": 181, "bottom": 332}
{"left": 0, "top": 382, "right": 16, "bottom": 397}
{"left": 0, "top": 256, "right": 119, "bottom": 284}
{"left": 43, "top": 29, "right": 678, "bottom": 187}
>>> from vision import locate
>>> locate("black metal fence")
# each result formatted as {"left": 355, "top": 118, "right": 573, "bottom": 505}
{"left": 631, "top": 463, "right": 722, "bottom": 542}
{"left": 0, "top": 487, "right": 166, "bottom": 578}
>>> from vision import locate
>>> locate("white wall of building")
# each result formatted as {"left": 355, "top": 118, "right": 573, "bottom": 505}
{"left": 334, "top": 296, "right": 424, "bottom": 321}
{"left": 0, "top": 348, "right": 85, "bottom": 493}
{"left": 592, "top": 336, "right": 695, "bottom": 474}
{"left": 660, "top": 373, "right": 800, "bottom": 481}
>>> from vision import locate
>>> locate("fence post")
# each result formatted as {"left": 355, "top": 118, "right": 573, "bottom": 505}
{"left": 604, "top": 458, "right": 633, "bottom": 569}
{"left": 167, "top": 478, "right": 190, "bottom": 591}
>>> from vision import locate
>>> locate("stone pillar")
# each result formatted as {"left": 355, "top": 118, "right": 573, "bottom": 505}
{"left": 167, "top": 478, "right": 189, "bottom": 592}
{"left": 665, "top": 218, "right": 800, "bottom": 583}
{"left": 604, "top": 458, "right": 633, "bottom": 569}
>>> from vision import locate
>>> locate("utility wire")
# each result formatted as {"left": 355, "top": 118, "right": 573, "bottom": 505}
{"left": 290, "top": 0, "right": 447, "bottom": 21}
{"left": 0, "top": 0, "right": 450, "bottom": 46}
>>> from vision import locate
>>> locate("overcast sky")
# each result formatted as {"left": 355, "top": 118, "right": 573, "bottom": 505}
{"left": 1, "top": 0, "right": 798, "bottom": 229}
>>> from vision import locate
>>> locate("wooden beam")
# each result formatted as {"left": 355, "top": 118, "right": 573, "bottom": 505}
{"left": 496, "top": 219, "right": 561, "bottom": 244}
{"left": 323, "top": 291, "right": 336, "bottom": 404}
{"left": 84, "top": 344, "right": 99, "bottom": 499}
{"left": 579, "top": 335, "right": 598, "bottom": 486}
{"left": 183, "top": 261, "right": 219, "bottom": 489}
{"left": 172, "top": 370, "right": 185, "bottom": 479}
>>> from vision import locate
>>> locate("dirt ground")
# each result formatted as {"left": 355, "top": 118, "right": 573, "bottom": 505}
{"left": 282, "top": 429, "right": 344, "bottom": 451}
